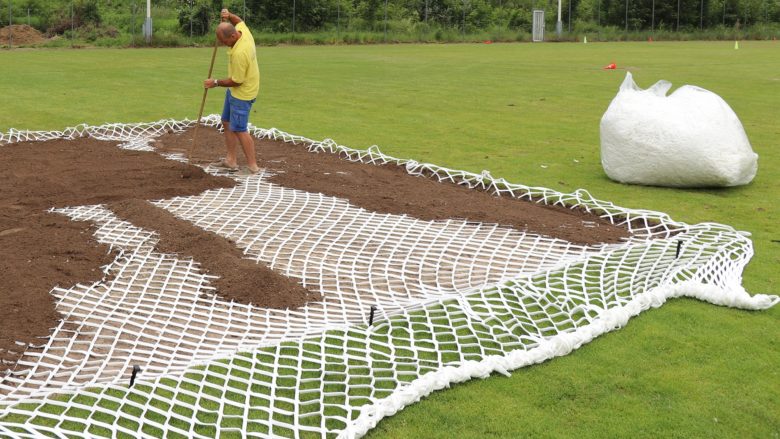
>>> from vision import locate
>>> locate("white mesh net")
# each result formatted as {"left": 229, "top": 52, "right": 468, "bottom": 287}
{"left": 0, "top": 116, "right": 776, "bottom": 438}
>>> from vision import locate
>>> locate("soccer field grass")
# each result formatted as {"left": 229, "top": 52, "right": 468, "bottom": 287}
{"left": 0, "top": 41, "right": 778, "bottom": 437}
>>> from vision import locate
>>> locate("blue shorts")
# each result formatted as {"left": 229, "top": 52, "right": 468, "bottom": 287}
{"left": 221, "top": 89, "right": 256, "bottom": 132}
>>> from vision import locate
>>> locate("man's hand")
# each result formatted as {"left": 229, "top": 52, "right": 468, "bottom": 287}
{"left": 203, "top": 78, "right": 218, "bottom": 89}
{"left": 221, "top": 8, "right": 241, "bottom": 24}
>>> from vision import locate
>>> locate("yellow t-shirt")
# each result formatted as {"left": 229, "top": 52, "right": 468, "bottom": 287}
{"left": 227, "top": 21, "right": 259, "bottom": 101}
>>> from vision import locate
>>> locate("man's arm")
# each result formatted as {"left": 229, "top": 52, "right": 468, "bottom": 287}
{"left": 221, "top": 8, "right": 242, "bottom": 25}
{"left": 203, "top": 78, "right": 242, "bottom": 89}
{"left": 204, "top": 51, "right": 250, "bottom": 89}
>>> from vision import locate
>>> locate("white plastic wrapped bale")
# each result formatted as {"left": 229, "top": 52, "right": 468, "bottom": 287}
{"left": 600, "top": 72, "right": 758, "bottom": 187}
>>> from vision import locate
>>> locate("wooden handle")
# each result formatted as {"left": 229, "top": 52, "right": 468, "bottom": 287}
{"left": 190, "top": 26, "right": 222, "bottom": 161}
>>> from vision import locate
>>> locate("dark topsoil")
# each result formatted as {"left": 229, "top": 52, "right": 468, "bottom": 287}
{"left": 1, "top": 129, "right": 631, "bottom": 375}
{"left": 0, "top": 137, "right": 312, "bottom": 374}
{"left": 154, "top": 127, "right": 631, "bottom": 246}
{"left": 109, "top": 199, "right": 317, "bottom": 308}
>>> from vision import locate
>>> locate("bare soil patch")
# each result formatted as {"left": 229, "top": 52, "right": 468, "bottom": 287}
{"left": 0, "top": 209, "right": 111, "bottom": 372}
{"left": 0, "top": 136, "right": 315, "bottom": 374}
{"left": 0, "top": 25, "right": 46, "bottom": 45}
{"left": 109, "top": 199, "right": 319, "bottom": 307}
{"left": 154, "top": 127, "right": 631, "bottom": 245}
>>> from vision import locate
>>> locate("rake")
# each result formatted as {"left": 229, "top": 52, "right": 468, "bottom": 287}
{"left": 183, "top": 19, "right": 223, "bottom": 179}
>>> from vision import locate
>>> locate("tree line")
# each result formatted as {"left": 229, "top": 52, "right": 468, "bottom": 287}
{"left": 3, "top": 0, "right": 778, "bottom": 38}
{"left": 183, "top": 0, "right": 780, "bottom": 34}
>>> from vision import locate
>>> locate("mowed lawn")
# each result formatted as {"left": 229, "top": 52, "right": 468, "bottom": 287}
{"left": 0, "top": 42, "right": 778, "bottom": 438}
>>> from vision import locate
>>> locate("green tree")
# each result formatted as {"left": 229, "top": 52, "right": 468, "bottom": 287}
{"left": 178, "top": 0, "right": 214, "bottom": 36}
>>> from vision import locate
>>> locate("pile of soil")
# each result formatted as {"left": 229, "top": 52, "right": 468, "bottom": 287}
{"left": 154, "top": 128, "right": 631, "bottom": 245}
{"left": 0, "top": 136, "right": 316, "bottom": 374}
{"left": 110, "top": 199, "right": 317, "bottom": 308}
{"left": 0, "top": 25, "right": 46, "bottom": 45}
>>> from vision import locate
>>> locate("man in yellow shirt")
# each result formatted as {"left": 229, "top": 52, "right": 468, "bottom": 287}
{"left": 203, "top": 8, "right": 260, "bottom": 174}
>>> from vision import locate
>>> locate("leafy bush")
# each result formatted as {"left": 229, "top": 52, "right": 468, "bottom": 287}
{"left": 46, "top": 0, "right": 102, "bottom": 35}
{"left": 77, "top": 24, "right": 118, "bottom": 42}
{"left": 177, "top": 0, "right": 214, "bottom": 37}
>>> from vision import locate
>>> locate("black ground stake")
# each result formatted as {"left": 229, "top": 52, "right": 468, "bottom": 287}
{"left": 130, "top": 365, "right": 141, "bottom": 387}
{"left": 675, "top": 240, "right": 682, "bottom": 259}
{"left": 369, "top": 305, "right": 377, "bottom": 326}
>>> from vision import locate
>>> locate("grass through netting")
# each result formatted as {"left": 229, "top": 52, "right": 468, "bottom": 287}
{"left": 0, "top": 227, "right": 755, "bottom": 437}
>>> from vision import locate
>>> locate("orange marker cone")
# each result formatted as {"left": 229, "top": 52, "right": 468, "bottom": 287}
{"left": 648, "top": 36, "right": 653, "bottom": 42}
{"left": 604, "top": 62, "right": 617, "bottom": 70}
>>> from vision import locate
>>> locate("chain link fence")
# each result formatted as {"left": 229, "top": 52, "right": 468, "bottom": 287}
{"left": 1, "top": 1, "right": 779, "bottom": 47}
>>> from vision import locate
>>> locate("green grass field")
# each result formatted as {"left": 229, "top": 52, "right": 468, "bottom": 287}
{"left": 0, "top": 41, "right": 778, "bottom": 438}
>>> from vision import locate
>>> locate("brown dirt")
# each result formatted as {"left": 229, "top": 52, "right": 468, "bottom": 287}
{"left": 0, "top": 210, "right": 112, "bottom": 372}
{"left": 1, "top": 127, "right": 631, "bottom": 375}
{"left": 109, "top": 199, "right": 319, "bottom": 308}
{"left": 0, "top": 25, "right": 46, "bottom": 45}
{"left": 154, "top": 127, "right": 631, "bottom": 245}
{"left": 0, "top": 136, "right": 312, "bottom": 374}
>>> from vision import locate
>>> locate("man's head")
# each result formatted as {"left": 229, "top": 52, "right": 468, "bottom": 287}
{"left": 216, "top": 22, "right": 240, "bottom": 47}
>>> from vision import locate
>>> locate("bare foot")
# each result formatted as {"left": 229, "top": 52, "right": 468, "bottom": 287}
{"left": 238, "top": 166, "right": 260, "bottom": 176}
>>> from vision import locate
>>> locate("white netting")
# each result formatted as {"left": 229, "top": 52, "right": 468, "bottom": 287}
{"left": 0, "top": 116, "right": 776, "bottom": 438}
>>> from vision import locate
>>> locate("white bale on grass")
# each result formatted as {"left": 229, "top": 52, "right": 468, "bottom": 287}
{"left": 600, "top": 72, "right": 758, "bottom": 187}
